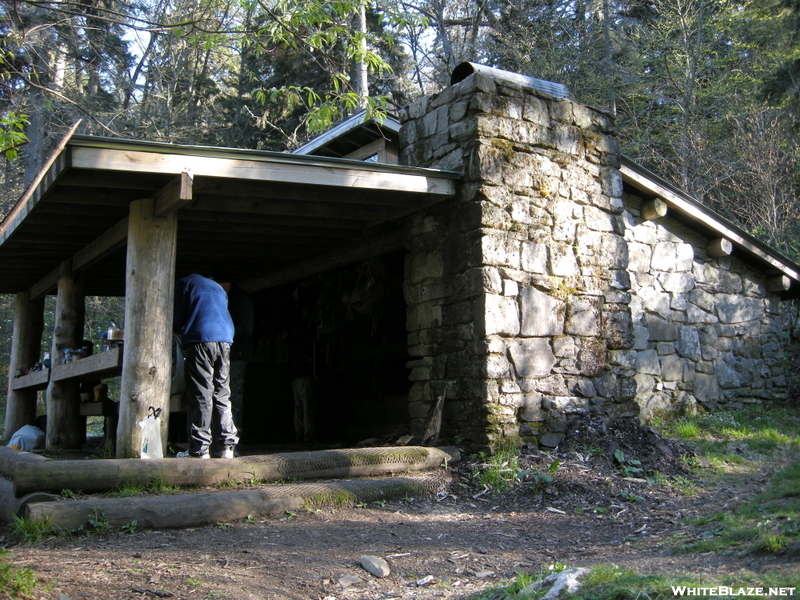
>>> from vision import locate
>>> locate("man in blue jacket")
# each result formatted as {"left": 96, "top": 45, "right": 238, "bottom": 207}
{"left": 173, "top": 273, "right": 239, "bottom": 459}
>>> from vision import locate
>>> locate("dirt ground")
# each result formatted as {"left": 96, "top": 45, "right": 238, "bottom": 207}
{"left": 6, "top": 419, "right": 800, "bottom": 600}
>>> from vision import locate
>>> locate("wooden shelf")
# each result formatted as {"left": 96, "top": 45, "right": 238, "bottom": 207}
{"left": 10, "top": 369, "right": 50, "bottom": 391}
{"left": 51, "top": 348, "right": 122, "bottom": 383}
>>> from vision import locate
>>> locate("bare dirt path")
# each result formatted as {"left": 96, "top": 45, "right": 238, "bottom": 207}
{"left": 6, "top": 427, "right": 799, "bottom": 600}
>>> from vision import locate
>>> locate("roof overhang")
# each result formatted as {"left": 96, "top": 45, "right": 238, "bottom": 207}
{"left": 292, "top": 109, "right": 401, "bottom": 160}
{"left": 620, "top": 156, "right": 800, "bottom": 298}
{"left": 0, "top": 132, "right": 459, "bottom": 298}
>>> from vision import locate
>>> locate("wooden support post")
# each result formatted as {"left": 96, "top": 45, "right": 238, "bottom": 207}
{"left": 116, "top": 198, "right": 177, "bottom": 458}
{"left": 707, "top": 237, "right": 734, "bottom": 258}
{"left": 4, "top": 292, "right": 44, "bottom": 442}
{"left": 641, "top": 198, "right": 668, "bottom": 221}
{"left": 45, "top": 262, "right": 85, "bottom": 450}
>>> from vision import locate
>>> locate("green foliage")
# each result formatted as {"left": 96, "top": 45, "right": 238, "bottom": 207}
{"left": 87, "top": 508, "right": 111, "bottom": 534}
{"left": 516, "top": 460, "right": 561, "bottom": 493}
{"left": 121, "top": 520, "right": 138, "bottom": 534}
{"left": 613, "top": 449, "right": 644, "bottom": 478}
{"left": 0, "top": 112, "right": 28, "bottom": 161}
{"left": 0, "top": 549, "right": 41, "bottom": 599}
{"left": 470, "top": 449, "right": 520, "bottom": 493}
{"left": 470, "top": 563, "right": 800, "bottom": 600}
{"left": 9, "top": 515, "right": 55, "bottom": 545}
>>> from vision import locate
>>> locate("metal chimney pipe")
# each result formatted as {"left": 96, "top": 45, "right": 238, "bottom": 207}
{"left": 450, "top": 62, "right": 571, "bottom": 100}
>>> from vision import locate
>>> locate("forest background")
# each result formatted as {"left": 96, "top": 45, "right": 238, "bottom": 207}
{"left": 0, "top": 0, "right": 798, "bottom": 433}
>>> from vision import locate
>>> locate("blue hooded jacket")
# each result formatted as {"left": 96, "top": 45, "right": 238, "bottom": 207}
{"left": 174, "top": 274, "right": 234, "bottom": 347}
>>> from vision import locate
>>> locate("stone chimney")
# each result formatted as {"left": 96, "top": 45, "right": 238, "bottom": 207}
{"left": 399, "top": 66, "right": 636, "bottom": 450}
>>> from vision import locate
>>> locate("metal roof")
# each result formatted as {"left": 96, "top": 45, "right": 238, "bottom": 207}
{"left": 292, "top": 109, "right": 401, "bottom": 159}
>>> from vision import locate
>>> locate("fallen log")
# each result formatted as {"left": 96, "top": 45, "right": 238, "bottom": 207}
{"left": 15, "top": 446, "right": 459, "bottom": 496}
{"left": 0, "top": 446, "right": 49, "bottom": 479}
{"left": 0, "top": 477, "right": 57, "bottom": 524}
{"left": 24, "top": 475, "right": 444, "bottom": 530}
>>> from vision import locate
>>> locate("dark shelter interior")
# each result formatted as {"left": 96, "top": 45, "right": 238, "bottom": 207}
{"left": 172, "top": 250, "right": 412, "bottom": 449}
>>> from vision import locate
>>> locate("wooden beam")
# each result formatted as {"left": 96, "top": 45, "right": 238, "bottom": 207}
{"left": 195, "top": 177, "right": 421, "bottom": 206}
{"left": 71, "top": 146, "right": 457, "bottom": 196}
{"left": 72, "top": 217, "right": 128, "bottom": 272}
{"left": 707, "top": 238, "right": 733, "bottom": 258}
{"left": 240, "top": 228, "right": 407, "bottom": 293}
{"left": 189, "top": 195, "right": 396, "bottom": 221}
{"left": 766, "top": 275, "right": 792, "bottom": 293}
{"left": 29, "top": 216, "right": 129, "bottom": 300}
{"left": 641, "top": 197, "right": 668, "bottom": 221}
{"left": 620, "top": 163, "right": 800, "bottom": 282}
{"left": 154, "top": 172, "right": 193, "bottom": 217}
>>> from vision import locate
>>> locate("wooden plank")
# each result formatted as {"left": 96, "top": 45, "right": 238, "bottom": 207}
{"left": 29, "top": 266, "right": 60, "bottom": 301}
{"left": 10, "top": 369, "right": 49, "bottom": 391}
{"left": 154, "top": 172, "right": 193, "bottom": 217}
{"left": 50, "top": 348, "right": 122, "bottom": 383}
{"left": 71, "top": 147, "right": 457, "bottom": 196}
{"left": 620, "top": 163, "right": 800, "bottom": 282}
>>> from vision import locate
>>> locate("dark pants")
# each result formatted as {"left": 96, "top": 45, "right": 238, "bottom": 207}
{"left": 184, "top": 342, "right": 238, "bottom": 454}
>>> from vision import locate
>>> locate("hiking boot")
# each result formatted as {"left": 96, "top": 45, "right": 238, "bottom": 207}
{"left": 176, "top": 450, "right": 210, "bottom": 459}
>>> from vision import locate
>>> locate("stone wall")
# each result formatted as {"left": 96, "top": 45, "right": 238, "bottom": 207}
{"left": 398, "top": 71, "right": 788, "bottom": 451}
{"left": 622, "top": 192, "right": 787, "bottom": 420}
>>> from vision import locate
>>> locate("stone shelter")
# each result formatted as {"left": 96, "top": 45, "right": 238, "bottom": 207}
{"left": 2, "top": 63, "right": 798, "bottom": 456}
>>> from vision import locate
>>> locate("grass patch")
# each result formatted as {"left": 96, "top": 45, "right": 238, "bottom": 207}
{"left": 8, "top": 515, "right": 55, "bottom": 546}
{"left": 109, "top": 478, "right": 179, "bottom": 497}
{"left": 653, "top": 406, "right": 800, "bottom": 556}
{"left": 468, "top": 564, "right": 800, "bottom": 600}
{"left": 655, "top": 407, "right": 800, "bottom": 468}
{"left": 470, "top": 449, "right": 520, "bottom": 493}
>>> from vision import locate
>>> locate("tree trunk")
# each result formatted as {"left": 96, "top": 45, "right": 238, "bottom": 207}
{"left": 354, "top": 0, "right": 368, "bottom": 109}
{"left": 45, "top": 263, "right": 85, "bottom": 450}
{"left": 4, "top": 292, "right": 45, "bottom": 441}
{"left": 116, "top": 198, "right": 177, "bottom": 458}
